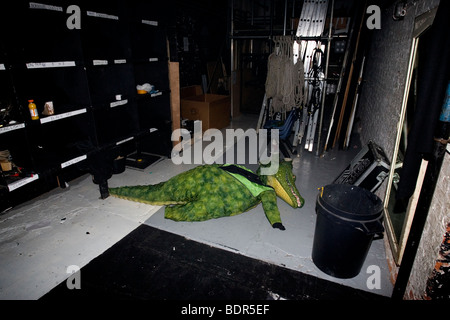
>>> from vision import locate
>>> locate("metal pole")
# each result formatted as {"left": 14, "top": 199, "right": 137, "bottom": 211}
{"left": 291, "top": 0, "right": 296, "bottom": 35}
{"left": 316, "top": 0, "right": 334, "bottom": 156}
{"left": 250, "top": 0, "right": 254, "bottom": 69}
{"left": 320, "top": 0, "right": 357, "bottom": 157}
{"left": 270, "top": 0, "right": 274, "bottom": 52}
{"left": 230, "top": 0, "right": 235, "bottom": 118}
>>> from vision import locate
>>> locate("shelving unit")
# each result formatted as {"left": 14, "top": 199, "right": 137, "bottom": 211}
{"left": 0, "top": 0, "right": 173, "bottom": 211}
{"left": 230, "top": 0, "right": 361, "bottom": 155}
{"left": 129, "top": 0, "right": 172, "bottom": 158}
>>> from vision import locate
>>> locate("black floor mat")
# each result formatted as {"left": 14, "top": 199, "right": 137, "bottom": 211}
{"left": 125, "top": 152, "right": 163, "bottom": 170}
{"left": 41, "top": 224, "right": 388, "bottom": 301}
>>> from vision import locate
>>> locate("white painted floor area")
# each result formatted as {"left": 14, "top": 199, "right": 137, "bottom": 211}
{"left": 0, "top": 114, "right": 393, "bottom": 299}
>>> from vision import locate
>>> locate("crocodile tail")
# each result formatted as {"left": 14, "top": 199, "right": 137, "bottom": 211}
{"left": 109, "top": 182, "right": 182, "bottom": 206}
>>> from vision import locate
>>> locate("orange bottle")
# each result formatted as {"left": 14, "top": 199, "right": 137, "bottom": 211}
{"left": 28, "top": 100, "right": 39, "bottom": 120}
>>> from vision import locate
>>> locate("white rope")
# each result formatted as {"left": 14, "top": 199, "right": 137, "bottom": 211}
{"left": 265, "top": 36, "right": 305, "bottom": 116}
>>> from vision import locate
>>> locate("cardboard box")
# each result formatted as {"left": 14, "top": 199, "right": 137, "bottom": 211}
{"left": 181, "top": 92, "right": 231, "bottom": 131}
{"left": 324, "top": 17, "right": 350, "bottom": 34}
{"left": 180, "top": 85, "right": 203, "bottom": 99}
{"left": 0, "top": 161, "right": 13, "bottom": 171}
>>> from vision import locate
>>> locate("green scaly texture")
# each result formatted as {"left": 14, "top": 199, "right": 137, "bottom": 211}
{"left": 109, "top": 160, "right": 303, "bottom": 229}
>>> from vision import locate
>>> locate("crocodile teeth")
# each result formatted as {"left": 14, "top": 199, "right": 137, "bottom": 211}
{"left": 290, "top": 186, "right": 302, "bottom": 207}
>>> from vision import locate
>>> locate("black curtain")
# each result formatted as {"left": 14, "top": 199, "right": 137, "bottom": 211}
{"left": 396, "top": 0, "right": 450, "bottom": 203}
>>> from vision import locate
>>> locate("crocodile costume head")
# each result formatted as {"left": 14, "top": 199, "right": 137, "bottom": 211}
{"left": 109, "top": 158, "right": 304, "bottom": 230}
{"left": 258, "top": 158, "right": 304, "bottom": 208}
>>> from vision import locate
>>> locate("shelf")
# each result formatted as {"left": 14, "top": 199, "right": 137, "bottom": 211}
{"left": 88, "top": 59, "right": 130, "bottom": 67}
{"left": 150, "top": 91, "right": 163, "bottom": 98}
{"left": 4, "top": 152, "right": 88, "bottom": 192}
{"left": 136, "top": 89, "right": 170, "bottom": 121}
{"left": 26, "top": 61, "right": 77, "bottom": 69}
{"left": 1, "top": 0, "right": 173, "bottom": 205}
{"left": 30, "top": 145, "right": 92, "bottom": 173}
{"left": 60, "top": 154, "right": 87, "bottom": 169}
{"left": 141, "top": 19, "right": 158, "bottom": 26}
{"left": 85, "top": 63, "right": 135, "bottom": 105}
{"left": 133, "top": 57, "right": 162, "bottom": 64}
{"left": 135, "top": 127, "right": 159, "bottom": 138}
{"left": 6, "top": 174, "right": 39, "bottom": 192}
{"left": 28, "top": 2, "right": 63, "bottom": 12}
{"left": 128, "top": 0, "right": 169, "bottom": 26}
{"left": 39, "top": 108, "right": 87, "bottom": 124}
{"left": 89, "top": 97, "right": 132, "bottom": 111}
{"left": 4, "top": 2, "right": 84, "bottom": 64}
{"left": 92, "top": 104, "right": 139, "bottom": 147}
{"left": 13, "top": 66, "right": 92, "bottom": 113}
{"left": 82, "top": 4, "right": 132, "bottom": 63}
{"left": 109, "top": 99, "right": 129, "bottom": 108}
{"left": 136, "top": 91, "right": 163, "bottom": 99}
{"left": 115, "top": 136, "right": 135, "bottom": 146}
{"left": 134, "top": 63, "right": 170, "bottom": 93}
{"left": 130, "top": 14, "right": 167, "bottom": 61}
{"left": 0, "top": 123, "right": 25, "bottom": 135}
{"left": 86, "top": 10, "right": 119, "bottom": 21}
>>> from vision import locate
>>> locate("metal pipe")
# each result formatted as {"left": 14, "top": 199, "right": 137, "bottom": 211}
{"left": 291, "top": 0, "right": 296, "bottom": 35}
{"left": 269, "top": 0, "right": 274, "bottom": 52}
{"left": 320, "top": 0, "right": 357, "bottom": 157}
{"left": 230, "top": 35, "right": 271, "bottom": 39}
{"left": 316, "top": 0, "right": 334, "bottom": 156}
{"left": 250, "top": 0, "right": 254, "bottom": 68}
{"left": 230, "top": 0, "right": 235, "bottom": 118}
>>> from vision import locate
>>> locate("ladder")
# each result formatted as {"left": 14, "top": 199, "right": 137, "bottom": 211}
{"left": 296, "top": 0, "right": 329, "bottom": 153}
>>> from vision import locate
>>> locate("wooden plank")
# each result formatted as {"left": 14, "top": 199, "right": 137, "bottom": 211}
{"left": 332, "top": 2, "right": 366, "bottom": 149}
{"left": 169, "top": 61, "right": 181, "bottom": 147}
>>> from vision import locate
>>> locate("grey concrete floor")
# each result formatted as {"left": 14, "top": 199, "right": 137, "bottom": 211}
{"left": 0, "top": 113, "right": 393, "bottom": 299}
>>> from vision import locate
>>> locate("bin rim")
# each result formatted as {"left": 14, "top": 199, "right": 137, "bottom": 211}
{"left": 317, "top": 184, "right": 384, "bottom": 222}
{"left": 316, "top": 194, "right": 385, "bottom": 235}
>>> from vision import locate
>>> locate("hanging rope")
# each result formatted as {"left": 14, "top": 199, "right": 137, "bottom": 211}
{"left": 265, "top": 36, "right": 305, "bottom": 117}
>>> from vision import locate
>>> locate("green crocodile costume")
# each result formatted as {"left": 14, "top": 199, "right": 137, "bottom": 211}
{"left": 109, "top": 159, "right": 304, "bottom": 230}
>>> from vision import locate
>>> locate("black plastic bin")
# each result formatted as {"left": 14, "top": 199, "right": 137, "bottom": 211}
{"left": 312, "top": 184, "right": 384, "bottom": 279}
